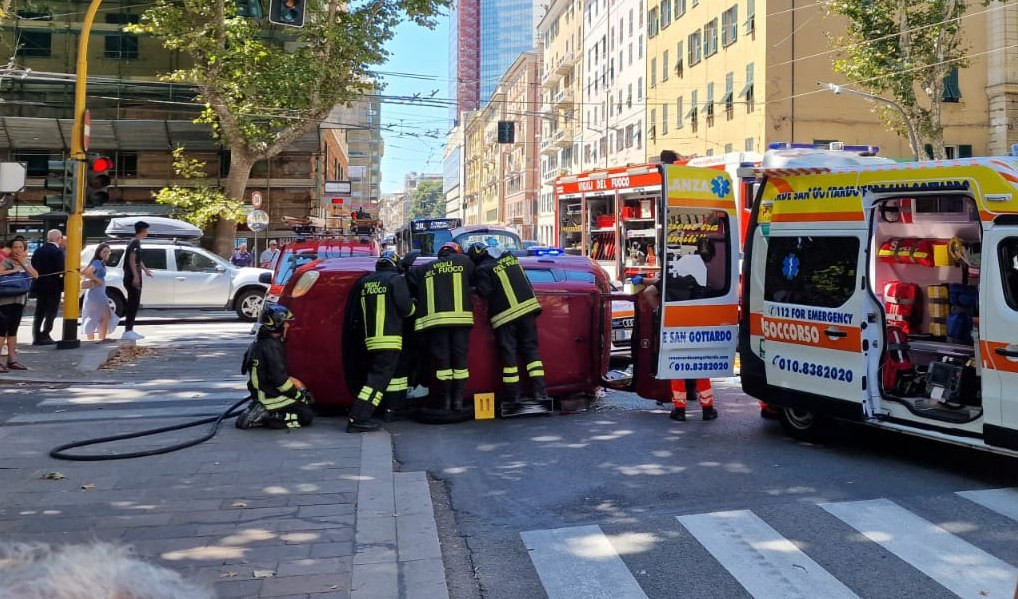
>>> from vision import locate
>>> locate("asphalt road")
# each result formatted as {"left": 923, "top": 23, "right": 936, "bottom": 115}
{"left": 389, "top": 380, "right": 1018, "bottom": 599}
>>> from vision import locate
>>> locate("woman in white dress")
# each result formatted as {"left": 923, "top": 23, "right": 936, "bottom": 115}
{"left": 82, "top": 243, "right": 119, "bottom": 342}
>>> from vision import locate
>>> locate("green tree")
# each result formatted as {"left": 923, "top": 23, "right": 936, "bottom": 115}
{"left": 154, "top": 147, "right": 248, "bottom": 230}
{"left": 130, "top": 0, "right": 447, "bottom": 256}
{"left": 408, "top": 179, "right": 445, "bottom": 219}
{"left": 826, "top": 0, "right": 990, "bottom": 159}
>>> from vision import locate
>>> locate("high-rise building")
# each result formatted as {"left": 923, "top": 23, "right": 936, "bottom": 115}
{"left": 452, "top": 0, "right": 481, "bottom": 122}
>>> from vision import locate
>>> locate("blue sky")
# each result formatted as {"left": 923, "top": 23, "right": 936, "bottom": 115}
{"left": 378, "top": 18, "right": 451, "bottom": 194}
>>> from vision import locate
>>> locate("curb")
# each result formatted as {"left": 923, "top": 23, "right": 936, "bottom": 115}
{"left": 0, "top": 342, "right": 122, "bottom": 384}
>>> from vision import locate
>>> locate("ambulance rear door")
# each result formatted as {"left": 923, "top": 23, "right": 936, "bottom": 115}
{"left": 981, "top": 217, "right": 1018, "bottom": 452}
{"left": 655, "top": 165, "right": 739, "bottom": 379}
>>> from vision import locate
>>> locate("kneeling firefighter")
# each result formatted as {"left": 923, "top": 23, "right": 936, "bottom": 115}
{"left": 350, "top": 250, "right": 415, "bottom": 433}
{"left": 237, "top": 304, "right": 315, "bottom": 430}
{"left": 467, "top": 242, "right": 549, "bottom": 414}
{"left": 410, "top": 242, "right": 474, "bottom": 411}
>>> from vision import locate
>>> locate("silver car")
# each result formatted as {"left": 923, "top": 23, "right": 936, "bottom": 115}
{"left": 81, "top": 240, "right": 270, "bottom": 320}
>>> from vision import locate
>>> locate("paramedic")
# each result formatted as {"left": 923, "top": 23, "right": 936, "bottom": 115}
{"left": 237, "top": 304, "right": 315, "bottom": 430}
{"left": 409, "top": 242, "right": 475, "bottom": 411}
{"left": 350, "top": 251, "right": 415, "bottom": 432}
{"left": 467, "top": 242, "right": 549, "bottom": 415}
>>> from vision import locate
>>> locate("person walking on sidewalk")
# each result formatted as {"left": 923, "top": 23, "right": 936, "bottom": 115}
{"left": 409, "top": 242, "right": 475, "bottom": 412}
{"left": 260, "top": 240, "right": 280, "bottom": 269}
{"left": 237, "top": 304, "right": 314, "bottom": 430}
{"left": 81, "top": 243, "right": 119, "bottom": 342}
{"left": 0, "top": 237, "right": 38, "bottom": 371}
{"left": 349, "top": 250, "right": 415, "bottom": 432}
{"left": 30, "top": 229, "right": 64, "bottom": 346}
{"left": 467, "top": 242, "right": 550, "bottom": 415}
{"left": 121, "top": 221, "right": 152, "bottom": 341}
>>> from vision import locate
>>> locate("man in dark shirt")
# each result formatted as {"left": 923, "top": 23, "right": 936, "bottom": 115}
{"left": 30, "top": 229, "right": 65, "bottom": 345}
{"left": 122, "top": 221, "right": 152, "bottom": 341}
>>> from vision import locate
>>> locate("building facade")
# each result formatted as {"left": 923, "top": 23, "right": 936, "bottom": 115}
{"left": 452, "top": 0, "right": 482, "bottom": 121}
{"left": 479, "top": 0, "right": 540, "bottom": 105}
{"left": 501, "top": 52, "right": 541, "bottom": 240}
{"left": 443, "top": 126, "right": 465, "bottom": 220}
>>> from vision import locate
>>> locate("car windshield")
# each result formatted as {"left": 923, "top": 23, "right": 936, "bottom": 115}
{"left": 411, "top": 230, "right": 453, "bottom": 255}
{"left": 454, "top": 231, "right": 522, "bottom": 252}
{"left": 275, "top": 245, "right": 373, "bottom": 285}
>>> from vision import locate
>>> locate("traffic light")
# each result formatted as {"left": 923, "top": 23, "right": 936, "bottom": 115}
{"left": 269, "top": 0, "right": 305, "bottom": 27}
{"left": 44, "top": 159, "right": 75, "bottom": 211}
{"left": 235, "top": 0, "right": 263, "bottom": 18}
{"left": 497, "top": 121, "right": 515, "bottom": 143}
{"left": 85, "top": 154, "right": 113, "bottom": 208}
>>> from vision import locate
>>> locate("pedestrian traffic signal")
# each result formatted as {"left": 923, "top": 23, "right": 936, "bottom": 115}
{"left": 269, "top": 0, "right": 305, "bottom": 27}
{"left": 44, "top": 159, "right": 75, "bottom": 211}
{"left": 86, "top": 154, "right": 112, "bottom": 208}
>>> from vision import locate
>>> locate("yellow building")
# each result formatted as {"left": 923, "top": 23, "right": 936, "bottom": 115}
{"left": 646, "top": 0, "right": 1015, "bottom": 160}
{"left": 463, "top": 99, "right": 510, "bottom": 225}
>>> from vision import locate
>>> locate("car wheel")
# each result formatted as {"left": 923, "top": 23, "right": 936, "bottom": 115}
{"left": 777, "top": 406, "right": 828, "bottom": 441}
{"left": 235, "top": 289, "right": 264, "bottom": 321}
{"left": 106, "top": 289, "right": 126, "bottom": 317}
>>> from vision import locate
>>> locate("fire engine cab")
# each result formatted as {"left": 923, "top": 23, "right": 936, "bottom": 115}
{"left": 740, "top": 146, "right": 1018, "bottom": 455}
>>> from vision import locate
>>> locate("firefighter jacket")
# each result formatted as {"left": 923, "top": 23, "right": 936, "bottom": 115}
{"left": 242, "top": 333, "right": 303, "bottom": 411}
{"left": 409, "top": 253, "right": 475, "bottom": 331}
{"left": 359, "top": 270, "right": 414, "bottom": 351}
{"left": 473, "top": 251, "right": 542, "bottom": 328}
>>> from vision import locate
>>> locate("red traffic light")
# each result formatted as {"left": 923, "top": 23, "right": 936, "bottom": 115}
{"left": 90, "top": 156, "right": 113, "bottom": 173}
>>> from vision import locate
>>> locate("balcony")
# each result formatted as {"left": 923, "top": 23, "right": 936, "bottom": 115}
{"left": 553, "top": 125, "right": 575, "bottom": 148}
{"left": 553, "top": 88, "right": 574, "bottom": 108}
{"left": 556, "top": 50, "right": 576, "bottom": 75}
{"left": 540, "top": 138, "right": 556, "bottom": 155}
{"left": 541, "top": 67, "right": 562, "bottom": 88}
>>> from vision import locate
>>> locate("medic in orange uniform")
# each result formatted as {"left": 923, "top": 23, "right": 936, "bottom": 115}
{"left": 670, "top": 379, "right": 717, "bottom": 421}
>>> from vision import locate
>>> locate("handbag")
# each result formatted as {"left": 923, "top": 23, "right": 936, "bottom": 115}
{"left": 0, "top": 270, "right": 32, "bottom": 297}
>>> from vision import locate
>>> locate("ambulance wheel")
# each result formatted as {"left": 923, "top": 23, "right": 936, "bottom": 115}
{"left": 777, "top": 407, "right": 827, "bottom": 441}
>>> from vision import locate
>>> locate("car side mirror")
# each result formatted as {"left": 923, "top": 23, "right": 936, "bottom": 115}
{"left": 215, "top": 265, "right": 226, "bottom": 273}
{"left": 258, "top": 272, "right": 272, "bottom": 284}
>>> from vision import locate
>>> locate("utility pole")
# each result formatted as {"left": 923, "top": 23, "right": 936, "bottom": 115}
{"left": 821, "top": 82, "right": 921, "bottom": 161}
{"left": 58, "top": 0, "right": 103, "bottom": 350}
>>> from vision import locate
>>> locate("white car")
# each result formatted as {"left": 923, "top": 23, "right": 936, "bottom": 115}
{"left": 81, "top": 240, "right": 270, "bottom": 321}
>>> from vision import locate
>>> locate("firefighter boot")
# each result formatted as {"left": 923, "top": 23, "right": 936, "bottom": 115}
{"left": 347, "top": 399, "right": 381, "bottom": 433}
{"left": 500, "top": 382, "right": 522, "bottom": 416}
{"left": 532, "top": 376, "right": 551, "bottom": 402}
{"left": 382, "top": 391, "right": 407, "bottom": 422}
{"left": 450, "top": 380, "right": 466, "bottom": 412}
{"left": 236, "top": 402, "right": 269, "bottom": 429}
{"left": 434, "top": 380, "right": 452, "bottom": 412}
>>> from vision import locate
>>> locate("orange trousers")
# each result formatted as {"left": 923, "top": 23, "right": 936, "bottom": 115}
{"left": 671, "top": 379, "right": 714, "bottom": 409}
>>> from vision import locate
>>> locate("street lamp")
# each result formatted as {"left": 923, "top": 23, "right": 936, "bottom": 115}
{"left": 820, "top": 82, "right": 920, "bottom": 161}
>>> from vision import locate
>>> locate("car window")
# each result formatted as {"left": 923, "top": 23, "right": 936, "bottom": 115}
{"left": 524, "top": 269, "right": 557, "bottom": 283}
{"left": 140, "top": 248, "right": 168, "bottom": 270}
{"left": 564, "top": 270, "right": 596, "bottom": 283}
{"left": 764, "top": 236, "right": 859, "bottom": 308}
{"left": 412, "top": 230, "right": 453, "bottom": 255}
{"left": 106, "top": 249, "right": 124, "bottom": 267}
{"left": 455, "top": 231, "right": 522, "bottom": 252}
{"left": 176, "top": 249, "right": 218, "bottom": 272}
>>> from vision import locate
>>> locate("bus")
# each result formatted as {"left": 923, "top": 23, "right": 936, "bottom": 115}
{"left": 394, "top": 218, "right": 463, "bottom": 256}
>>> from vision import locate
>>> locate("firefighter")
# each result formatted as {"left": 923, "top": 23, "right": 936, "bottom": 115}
{"left": 350, "top": 250, "right": 415, "bottom": 433}
{"left": 466, "top": 242, "right": 549, "bottom": 415}
{"left": 410, "top": 242, "right": 475, "bottom": 411}
{"left": 237, "top": 304, "right": 315, "bottom": 430}
{"left": 670, "top": 379, "right": 717, "bottom": 421}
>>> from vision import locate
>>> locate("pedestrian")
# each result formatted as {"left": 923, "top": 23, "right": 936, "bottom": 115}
{"left": 0, "top": 236, "right": 39, "bottom": 371}
{"left": 30, "top": 229, "right": 65, "bottom": 346}
{"left": 81, "top": 243, "right": 119, "bottom": 342}
{"left": 349, "top": 250, "right": 415, "bottom": 432}
{"left": 466, "top": 242, "right": 550, "bottom": 415}
{"left": 409, "top": 242, "right": 474, "bottom": 412}
{"left": 236, "top": 304, "right": 314, "bottom": 430}
{"left": 231, "top": 243, "right": 253, "bottom": 267}
{"left": 121, "top": 221, "right": 152, "bottom": 341}
{"left": 259, "top": 240, "right": 280, "bottom": 269}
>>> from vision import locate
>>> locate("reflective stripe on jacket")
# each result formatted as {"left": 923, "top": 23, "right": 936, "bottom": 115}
{"left": 412, "top": 253, "right": 475, "bottom": 331}
{"left": 243, "top": 336, "right": 299, "bottom": 410}
{"left": 474, "top": 251, "right": 541, "bottom": 329}
{"left": 359, "top": 270, "right": 414, "bottom": 351}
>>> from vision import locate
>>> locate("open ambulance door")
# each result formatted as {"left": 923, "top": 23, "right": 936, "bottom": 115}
{"left": 980, "top": 217, "right": 1018, "bottom": 451}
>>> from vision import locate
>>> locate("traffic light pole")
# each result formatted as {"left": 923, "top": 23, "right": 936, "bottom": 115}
{"left": 58, "top": 0, "right": 103, "bottom": 350}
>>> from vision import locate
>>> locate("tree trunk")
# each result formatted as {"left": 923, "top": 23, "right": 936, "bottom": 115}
{"left": 212, "top": 152, "right": 254, "bottom": 258}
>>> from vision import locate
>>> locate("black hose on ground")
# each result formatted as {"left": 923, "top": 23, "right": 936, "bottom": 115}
{"left": 49, "top": 397, "right": 251, "bottom": 461}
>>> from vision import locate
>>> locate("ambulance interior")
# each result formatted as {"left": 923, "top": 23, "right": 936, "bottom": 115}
{"left": 872, "top": 194, "right": 983, "bottom": 423}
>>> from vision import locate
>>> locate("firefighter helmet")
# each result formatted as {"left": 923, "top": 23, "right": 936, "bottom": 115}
{"left": 437, "top": 242, "right": 462, "bottom": 257}
{"left": 261, "top": 304, "right": 295, "bottom": 333}
{"left": 376, "top": 250, "right": 399, "bottom": 271}
{"left": 466, "top": 242, "right": 489, "bottom": 263}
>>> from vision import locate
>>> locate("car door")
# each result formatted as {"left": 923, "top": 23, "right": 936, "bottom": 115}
{"left": 173, "top": 248, "right": 232, "bottom": 307}
{"left": 138, "top": 247, "right": 175, "bottom": 307}
{"left": 654, "top": 165, "right": 740, "bottom": 379}
{"left": 979, "top": 224, "right": 1018, "bottom": 451}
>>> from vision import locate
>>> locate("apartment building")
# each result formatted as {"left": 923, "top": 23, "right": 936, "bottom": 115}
{"left": 646, "top": 0, "right": 1012, "bottom": 161}
{"left": 443, "top": 126, "right": 465, "bottom": 220}
{"left": 501, "top": 52, "right": 541, "bottom": 240}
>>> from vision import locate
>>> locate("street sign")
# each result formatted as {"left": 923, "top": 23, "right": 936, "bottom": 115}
{"left": 0, "top": 162, "right": 27, "bottom": 193}
{"left": 83, "top": 110, "right": 91, "bottom": 151}
{"left": 324, "top": 180, "right": 352, "bottom": 194}
{"left": 247, "top": 209, "right": 269, "bottom": 233}
{"left": 251, "top": 191, "right": 263, "bottom": 209}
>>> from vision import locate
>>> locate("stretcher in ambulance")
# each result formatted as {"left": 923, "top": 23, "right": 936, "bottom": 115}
{"left": 739, "top": 150, "right": 1018, "bottom": 455}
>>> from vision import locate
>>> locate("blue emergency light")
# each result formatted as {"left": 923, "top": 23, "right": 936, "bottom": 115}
{"left": 528, "top": 247, "right": 564, "bottom": 257}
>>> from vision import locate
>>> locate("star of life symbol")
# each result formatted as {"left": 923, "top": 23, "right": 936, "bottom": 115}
{"left": 668, "top": 252, "right": 684, "bottom": 278}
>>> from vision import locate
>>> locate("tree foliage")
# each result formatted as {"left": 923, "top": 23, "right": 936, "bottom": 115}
{"left": 129, "top": 0, "right": 448, "bottom": 254}
{"left": 154, "top": 147, "right": 248, "bottom": 230}
{"left": 408, "top": 179, "right": 445, "bottom": 219}
{"left": 826, "top": 0, "right": 986, "bottom": 159}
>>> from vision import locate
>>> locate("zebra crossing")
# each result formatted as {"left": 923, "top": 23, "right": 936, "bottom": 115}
{"left": 522, "top": 488, "right": 1018, "bottom": 599}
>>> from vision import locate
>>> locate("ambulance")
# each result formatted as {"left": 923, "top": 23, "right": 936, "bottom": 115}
{"left": 731, "top": 147, "right": 1018, "bottom": 455}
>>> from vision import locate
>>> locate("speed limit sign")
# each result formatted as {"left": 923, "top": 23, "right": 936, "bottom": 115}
{"left": 251, "top": 191, "right": 263, "bottom": 209}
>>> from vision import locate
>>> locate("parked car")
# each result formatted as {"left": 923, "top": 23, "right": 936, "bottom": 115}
{"left": 81, "top": 240, "right": 270, "bottom": 320}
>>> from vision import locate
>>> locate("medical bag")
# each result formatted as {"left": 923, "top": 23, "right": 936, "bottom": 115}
{"left": 882, "top": 326, "right": 915, "bottom": 395}
{"left": 927, "top": 284, "right": 950, "bottom": 337}
{"left": 947, "top": 283, "right": 978, "bottom": 344}
{"left": 884, "top": 281, "right": 918, "bottom": 333}
{"left": 878, "top": 239, "right": 901, "bottom": 263}
{"left": 896, "top": 239, "right": 919, "bottom": 264}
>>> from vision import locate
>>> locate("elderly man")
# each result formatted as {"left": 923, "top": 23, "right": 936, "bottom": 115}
{"left": 260, "top": 240, "right": 280, "bottom": 269}
{"left": 30, "top": 229, "right": 65, "bottom": 345}
{"left": 231, "top": 243, "right": 253, "bottom": 267}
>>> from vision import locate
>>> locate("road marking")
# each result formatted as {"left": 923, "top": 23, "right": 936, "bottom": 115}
{"left": 521, "top": 525, "right": 649, "bottom": 599}
{"left": 957, "top": 488, "right": 1018, "bottom": 523}
{"left": 821, "top": 498, "right": 1017, "bottom": 599}
{"left": 38, "top": 391, "right": 246, "bottom": 406}
{"left": 8, "top": 404, "right": 237, "bottom": 424}
{"left": 677, "top": 510, "right": 859, "bottom": 599}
